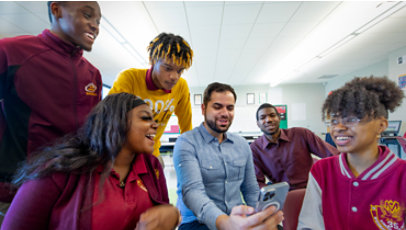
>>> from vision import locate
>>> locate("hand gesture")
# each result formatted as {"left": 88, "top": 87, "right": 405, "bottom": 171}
{"left": 216, "top": 205, "right": 283, "bottom": 230}
{"left": 135, "top": 204, "right": 180, "bottom": 230}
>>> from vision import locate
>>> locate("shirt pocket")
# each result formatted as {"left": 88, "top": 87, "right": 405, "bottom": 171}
{"left": 200, "top": 158, "right": 223, "bottom": 181}
{"left": 227, "top": 159, "right": 246, "bottom": 181}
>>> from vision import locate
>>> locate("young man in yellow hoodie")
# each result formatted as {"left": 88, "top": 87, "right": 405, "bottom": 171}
{"left": 109, "top": 33, "right": 193, "bottom": 162}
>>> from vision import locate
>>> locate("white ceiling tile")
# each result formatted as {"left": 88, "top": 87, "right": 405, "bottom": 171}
{"left": 223, "top": 2, "right": 263, "bottom": 25}
{"left": 257, "top": 2, "right": 301, "bottom": 23}
{"left": 0, "top": 1, "right": 26, "bottom": 14}
{"left": 186, "top": 2, "right": 223, "bottom": 26}
{"left": 14, "top": 1, "right": 49, "bottom": 14}
{"left": 1, "top": 14, "right": 48, "bottom": 35}
{"left": 1, "top": 1, "right": 405, "bottom": 87}
{"left": 86, "top": 31, "right": 145, "bottom": 86}
{"left": 290, "top": 2, "right": 340, "bottom": 22}
{"left": 190, "top": 25, "right": 220, "bottom": 49}
{"left": 99, "top": 1, "right": 157, "bottom": 61}
{"left": 250, "top": 22, "right": 285, "bottom": 36}
{"left": 144, "top": 1, "right": 188, "bottom": 29}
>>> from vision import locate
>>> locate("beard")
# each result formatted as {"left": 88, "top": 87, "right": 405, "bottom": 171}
{"left": 205, "top": 116, "right": 231, "bottom": 134}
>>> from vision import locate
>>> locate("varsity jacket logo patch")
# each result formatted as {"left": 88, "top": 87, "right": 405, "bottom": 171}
{"left": 85, "top": 83, "right": 98, "bottom": 96}
{"left": 370, "top": 200, "right": 405, "bottom": 230}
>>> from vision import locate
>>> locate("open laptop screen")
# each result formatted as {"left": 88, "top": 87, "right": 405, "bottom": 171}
{"left": 382, "top": 120, "right": 402, "bottom": 136}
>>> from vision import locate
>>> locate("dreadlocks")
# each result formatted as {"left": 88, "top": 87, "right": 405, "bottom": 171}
{"left": 147, "top": 33, "right": 193, "bottom": 69}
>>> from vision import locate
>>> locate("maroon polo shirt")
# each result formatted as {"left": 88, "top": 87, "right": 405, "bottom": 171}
{"left": 92, "top": 154, "right": 154, "bottom": 230}
{"left": 250, "top": 127, "right": 339, "bottom": 190}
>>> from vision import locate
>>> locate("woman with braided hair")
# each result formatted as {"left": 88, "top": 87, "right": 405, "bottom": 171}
{"left": 2, "top": 93, "right": 180, "bottom": 230}
{"left": 109, "top": 33, "right": 194, "bottom": 163}
{"left": 298, "top": 76, "right": 405, "bottom": 230}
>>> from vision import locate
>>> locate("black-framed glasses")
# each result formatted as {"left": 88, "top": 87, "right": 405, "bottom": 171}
{"left": 325, "top": 116, "right": 361, "bottom": 127}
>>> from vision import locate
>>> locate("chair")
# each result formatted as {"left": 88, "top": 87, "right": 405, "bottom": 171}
{"left": 282, "top": 188, "right": 306, "bottom": 230}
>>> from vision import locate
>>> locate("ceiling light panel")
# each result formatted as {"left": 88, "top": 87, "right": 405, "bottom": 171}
{"left": 267, "top": 1, "right": 404, "bottom": 86}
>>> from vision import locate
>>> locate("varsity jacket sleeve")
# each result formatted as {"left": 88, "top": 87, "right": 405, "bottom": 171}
{"left": 297, "top": 172, "right": 325, "bottom": 230}
{"left": 108, "top": 69, "right": 136, "bottom": 95}
{"left": 174, "top": 79, "right": 192, "bottom": 134}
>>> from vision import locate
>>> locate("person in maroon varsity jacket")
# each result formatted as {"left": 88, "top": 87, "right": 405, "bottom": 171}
{"left": 0, "top": 2, "right": 102, "bottom": 221}
{"left": 298, "top": 76, "right": 405, "bottom": 230}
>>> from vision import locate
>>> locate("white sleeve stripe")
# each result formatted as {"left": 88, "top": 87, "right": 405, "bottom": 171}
{"left": 371, "top": 154, "right": 397, "bottom": 180}
{"left": 339, "top": 154, "right": 352, "bottom": 179}
{"left": 297, "top": 173, "right": 325, "bottom": 230}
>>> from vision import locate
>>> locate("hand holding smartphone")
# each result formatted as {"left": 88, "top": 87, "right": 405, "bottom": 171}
{"left": 256, "top": 182, "right": 289, "bottom": 212}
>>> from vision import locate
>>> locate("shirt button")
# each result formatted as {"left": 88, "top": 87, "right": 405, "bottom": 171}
{"left": 209, "top": 166, "right": 213, "bottom": 169}
{"left": 351, "top": 207, "right": 358, "bottom": 212}
{"left": 225, "top": 180, "right": 228, "bottom": 184}
{"left": 353, "top": 182, "right": 359, "bottom": 187}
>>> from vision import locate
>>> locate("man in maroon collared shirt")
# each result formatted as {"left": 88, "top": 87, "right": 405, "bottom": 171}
{"left": 250, "top": 103, "right": 339, "bottom": 190}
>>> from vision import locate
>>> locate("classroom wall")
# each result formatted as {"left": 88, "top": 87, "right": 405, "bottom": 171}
{"left": 189, "top": 83, "right": 327, "bottom": 137}
{"left": 325, "top": 45, "right": 406, "bottom": 135}
{"left": 165, "top": 45, "right": 406, "bottom": 140}
{"left": 388, "top": 46, "right": 406, "bottom": 135}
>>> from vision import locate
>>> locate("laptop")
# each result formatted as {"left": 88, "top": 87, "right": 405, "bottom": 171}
{"left": 382, "top": 120, "right": 402, "bottom": 137}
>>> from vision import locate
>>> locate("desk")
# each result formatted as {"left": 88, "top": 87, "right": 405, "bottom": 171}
{"left": 160, "top": 142, "right": 175, "bottom": 154}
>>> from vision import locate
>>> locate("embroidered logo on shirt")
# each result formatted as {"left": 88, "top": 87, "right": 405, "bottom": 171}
{"left": 137, "top": 179, "right": 147, "bottom": 192}
{"left": 370, "top": 200, "right": 405, "bottom": 229}
{"left": 85, "top": 83, "right": 98, "bottom": 96}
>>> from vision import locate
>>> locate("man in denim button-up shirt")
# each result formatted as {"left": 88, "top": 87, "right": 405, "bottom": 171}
{"left": 174, "top": 82, "right": 283, "bottom": 230}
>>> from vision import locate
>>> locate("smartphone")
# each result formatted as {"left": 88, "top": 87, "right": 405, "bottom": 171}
{"left": 255, "top": 182, "right": 289, "bottom": 212}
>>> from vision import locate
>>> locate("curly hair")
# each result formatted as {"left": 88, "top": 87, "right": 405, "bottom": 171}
{"left": 13, "top": 93, "right": 146, "bottom": 186}
{"left": 147, "top": 32, "right": 193, "bottom": 69}
{"left": 322, "top": 76, "right": 404, "bottom": 121}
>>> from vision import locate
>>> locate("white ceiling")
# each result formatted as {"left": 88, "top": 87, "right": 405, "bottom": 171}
{"left": 1, "top": 1, "right": 406, "bottom": 88}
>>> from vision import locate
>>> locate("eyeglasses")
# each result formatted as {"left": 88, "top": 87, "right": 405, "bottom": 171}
{"left": 325, "top": 116, "right": 361, "bottom": 127}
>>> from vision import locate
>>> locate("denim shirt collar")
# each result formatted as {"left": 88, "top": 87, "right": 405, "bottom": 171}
{"left": 198, "top": 123, "right": 234, "bottom": 144}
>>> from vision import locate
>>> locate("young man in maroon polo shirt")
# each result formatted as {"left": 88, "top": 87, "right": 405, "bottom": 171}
{"left": 250, "top": 103, "right": 339, "bottom": 190}
{"left": 0, "top": 2, "right": 102, "bottom": 224}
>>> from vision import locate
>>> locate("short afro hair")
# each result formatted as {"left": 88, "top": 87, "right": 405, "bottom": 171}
{"left": 256, "top": 103, "right": 280, "bottom": 121}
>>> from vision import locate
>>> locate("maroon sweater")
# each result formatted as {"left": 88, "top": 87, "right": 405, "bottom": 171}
{"left": 0, "top": 30, "right": 101, "bottom": 201}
